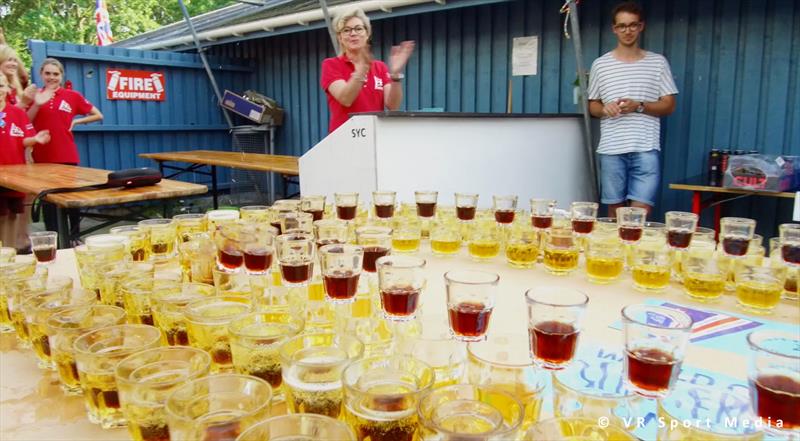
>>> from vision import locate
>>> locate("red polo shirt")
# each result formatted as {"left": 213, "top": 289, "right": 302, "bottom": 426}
{"left": 0, "top": 105, "right": 35, "bottom": 213}
{"left": 321, "top": 54, "right": 392, "bottom": 133}
{"left": 31, "top": 88, "right": 94, "bottom": 164}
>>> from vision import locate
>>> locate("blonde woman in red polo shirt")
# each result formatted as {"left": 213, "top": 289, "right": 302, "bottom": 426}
{"left": 0, "top": 45, "right": 34, "bottom": 109}
{"left": 27, "top": 58, "right": 103, "bottom": 237}
{"left": 0, "top": 75, "right": 50, "bottom": 250}
{"left": 321, "top": 8, "right": 414, "bottom": 133}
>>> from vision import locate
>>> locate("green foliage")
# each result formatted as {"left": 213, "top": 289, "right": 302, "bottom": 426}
{"left": 0, "top": 0, "right": 233, "bottom": 67}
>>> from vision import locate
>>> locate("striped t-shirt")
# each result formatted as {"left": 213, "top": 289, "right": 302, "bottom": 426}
{"left": 587, "top": 51, "right": 678, "bottom": 155}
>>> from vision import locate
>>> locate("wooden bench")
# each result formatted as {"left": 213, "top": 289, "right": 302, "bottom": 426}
{"left": 0, "top": 164, "right": 207, "bottom": 248}
{"left": 140, "top": 150, "right": 299, "bottom": 207}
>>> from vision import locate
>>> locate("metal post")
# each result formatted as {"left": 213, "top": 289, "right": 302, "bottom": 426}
{"left": 567, "top": 0, "right": 599, "bottom": 202}
{"left": 319, "top": 0, "right": 339, "bottom": 53}
{"left": 178, "top": 0, "right": 234, "bottom": 128}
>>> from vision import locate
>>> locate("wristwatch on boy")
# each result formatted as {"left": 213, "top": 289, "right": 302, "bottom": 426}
{"left": 635, "top": 101, "right": 645, "bottom": 113}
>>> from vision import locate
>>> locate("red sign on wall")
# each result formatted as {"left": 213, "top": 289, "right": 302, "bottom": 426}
{"left": 106, "top": 69, "right": 166, "bottom": 101}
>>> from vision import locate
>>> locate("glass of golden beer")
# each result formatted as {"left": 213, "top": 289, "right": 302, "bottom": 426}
{"left": 99, "top": 261, "right": 154, "bottom": 308}
{"left": 0, "top": 257, "right": 37, "bottom": 333}
{"left": 392, "top": 217, "right": 423, "bottom": 254}
{"left": 466, "top": 219, "right": 501, "bottom": 261}
{"left": 178, "top": 233, "right": 216, "bottom": 284}
{"left": 165, "top": 374, "right": 272, "bottom": 440}
{"left": 397, "top": 318, "right": 466, "bottom": 388}
{"left": 116, "top": 346, "right": 211, "bottom": 441}
{"left": 658, "top": 382, "right": 762, "bottom": 440}
{"left": 280, "top": 332, "right": 364, "bottom": 418}
{"left": 239, "top": 205, "right": 270, "bottom": 224}
{"left": 73, "top": 324, "right": 162, "bottom": 428}
{"left": 527, "top": 417, "right": 637, "bottom": 440}
{"left": 505, "top": 225, "right": 539, "bottom": 269}
{"left": 631, "top": 241, "right": 672, "bottom": 292}
{"left": 206, "top": 209, "right": 240, "bottom": 234}
{"left": 109, "top": 225, "right": 149, "bottom": 261}
{"left": 236, "top": 414, "right": 356, "bottom": 441}
{"left": 735, "top": 262, "right": 786, "bottom": 314}
{"left": 543, "top": 228, "right": 580, "bottom": 275}
{"left": 342, "top": 355, "right": 434, "bottom": 441}
{"left": 184, "top": 295, "right": 252, "bottom": 373}
{"left": 7, "top": 268, "right": 48, "bottom": 346}
{"left": 228, "top": 309, "right": 305, "bottom": 394}
{"left": 430, "top": 219, "right": 461, "bottom": 256}
{"left": 0, "top": 246, "right": 16, "bottom": 263}
{"left": 585, "top": 234, "right": 624, "bottom": 284}
{"left": 173, "top": 213, "right": 207, "bottom": 241}
{"left": 467, "top": 333, "right": 547, "bottom": 435}
{"left": 418, "top": 384, "right": 523, "bottom": 440}
{"left": 683, "top": 254, "right": 726, "bottom": 301}
{"left": 123, "top": 278, "right": 181, "bottom": 326}
{"left": 138, "top": 218, "right": 178, "bottom": 260}
{"left": 46, "top": 305, "right": 126, "bottom": 394}
{"left": 151, "top": 282, "right": 216, "bottom": 346}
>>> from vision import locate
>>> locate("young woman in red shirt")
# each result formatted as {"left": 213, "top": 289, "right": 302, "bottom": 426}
{"left": 320, "top": 8, "right": 415, "bottom": 133}
{"left": 0, "top": 45, "right": 34, "bottom": 109}
{"left": 26, "top": 58, "right": 103, "bottom": 237}
{"left": 0, "top": 74, "right": 50, "bottom": 249}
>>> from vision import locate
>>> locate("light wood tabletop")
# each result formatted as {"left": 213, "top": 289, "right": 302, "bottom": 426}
{"left": 0, "top": 164, "right": 207, "bottom": 209}
{"left": 140, "top": 150, "right": 300, "bottom": 176}
{"left": 669, "top": 182, "right": 796, "bottom": 199}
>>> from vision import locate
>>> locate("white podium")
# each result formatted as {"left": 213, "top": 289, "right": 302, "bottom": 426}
{"left": 299, "top": 112, "right": 593, "bottom": 208}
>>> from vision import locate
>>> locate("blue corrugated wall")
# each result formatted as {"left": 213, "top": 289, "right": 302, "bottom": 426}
{"left": 209, "top": 0, "right": 800, "bottom": 236}
{"left": 28, "top": 40, "right": 254, "bottom": 187}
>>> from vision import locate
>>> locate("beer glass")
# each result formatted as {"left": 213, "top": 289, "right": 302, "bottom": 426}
{"left": 165, "top": 374, "right": 272, "bottom": 440}
{"left": 138, "top": 218, "right": 178, "bottom": 260}
{"left": 467, "top": 333, "right": 548, "bottom": 434}
{"left": 466, "top": 219, "right": 501, "bottom": 261}
{"left": 320, "top": 244, "right": 363, "bottom": 303}
{"left": 631, "top": 241, "right": 672, "bottom": 292}
{"left": 418, "top": 385, "right": 523, "bottom": 440}
{"left": 124, "top": 278, "right": 181, "bottom": 326}
{"left": 280, "top": 211, "right": 314, "bottom": 234}
{"left": 173, "top": 213, "right": 207, "bottom": 241}
{"left": 720, "top": 217, "right": 756, "bottom": 257}
{"left": 530, "top": 198, "right": 556, "bottom": 230}
{"left": 665, "top": 211, "right": 698, "bottom": 249}
{"left": 109, "top": 225, "right": 149, "bottom": 261}
{"left": 430, "top": 219, "right": 461, "bottom": 256}
{"left": 184, "top": 295, "right": 252, "bottom": 372}
{"left": 29, "top": 231, "right": 58, "bottom": 265}
{"left": 236, "top": 414, "right": 356, "bottom": 441}
{"left": 335, "top": 192, "right": 359, "bottom": 221}
{"left": 229, "top": 309, "right": 305, "bottom": 394}
{"left": 492, "top": 195, "right": 518, "bottom": 224}
{"left": 392, "top": 217, "right": 422, "bottom": 254}
{"left": 584, "top": 234, "right": 624, "bottom": 284}
{"left": 397, "top": 318, "right": 466, "bottom": 388}
{"left": 622, "top": 304, "right": 692, "bottom": 398}
{"left": 315, "top": 218, "right": 349, "bottom": 248}
{"left": 415, "top": 190, "right": 438, "bottom": 218}
{"left": 594, "top": 217, "right": 618, "bottom": 234}
{"left": 683, "top": 253, "right": 727, "bottom": 301}
{"left": 616, "top": 207, "right": 647, "bottom": 243}
{"left": 543, "top": 228, "right": 579, "bottom": 275}
{"left": 779, "top": 223, "right": 800, "bottom": 266}
{"left": 372, "top": 191, "right": 397, "bottom": 219}
{"left": 116, "top": 347, "right": 211, "bottom": 441}
{"left": 7, "top": 268, "right": 48, "bottom": 345}
{"left": 275, "top": 232, "right": 315, "bottom": 287}
{"left": 0, "top": 257, "right": 37, "bottom": 333}
{"left": 178, "top": 233, "right": 215, "bottom": 284}
{"left": 454, "top": 193, "right": 478, "bottom": 221}
{"left": 505, "top": 225, "right": 539, "bottom": 268}
{"left": 73, "top": 324, "right": 162, "bottom": 428}
{"left": 342, "top": 356, "right": 434, "bottom": 440}
{"left": 280, "top": 332, "right": 364, "bottom": 417}
{"left": 239, "top": 205, "right": 270, "bottom": 223}
{"left": 205, "top": 209, "right": 239, "bottom": 234}
{"left": 355, "top": 226, "right": 392, "bottom": 273}
{"left": 301, "top": 195, "right": 326, "bottom": 221}
{"left": 445, "top": 270, "right": 499, "bottom": 342}
{"left": 570, "top": 201, "right": 598, "bottom": 235}
{"left": 377, "top": 255, "right": 426, "bottom": 321}
{"left": 151, "top": 282, "right": 215, "bottom": 346}
{"left": 46, "top": 305, "right": 126, "bottom": 394}
{"left": 525, "top": 287, "right": 588, "bottom": 370}
{"left": 735, "top": 261, "right": 786, "bottom": 314}
{"left": 746, "top": 330, "right": 800, "bottom": 434}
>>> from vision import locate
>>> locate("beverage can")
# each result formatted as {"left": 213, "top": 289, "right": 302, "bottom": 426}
{"left": 708, "top": 149, "right": 722, "bottom": 186}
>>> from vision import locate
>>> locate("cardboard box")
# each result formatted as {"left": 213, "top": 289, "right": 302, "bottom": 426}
{"left": 221, "top": 90, "right": 284, "bottom": 126}
{"left": 722, "top": 154, "right": 800, "bottom": 192}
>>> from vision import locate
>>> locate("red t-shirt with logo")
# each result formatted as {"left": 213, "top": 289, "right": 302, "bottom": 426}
{"left": 0, "top": 105, "right": 35, "bottom": 212}
{"left": 321, "top": 54, "right": 392, "bottom": 133}
{"left": 31, "top": 88, "right": 94, "bottom": 164}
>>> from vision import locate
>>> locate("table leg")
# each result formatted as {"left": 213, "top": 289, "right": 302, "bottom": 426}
{"left": 691, "top": 192, "right": 701, "bottom": 215}
{"left": 714, "top": 202, "right": 722, "bottom": 239}
{"left": 56, "top": 207, "right": 69, "bottom": 249}
{"left": 211, "top": 165, "right": 219, "bottom": 209}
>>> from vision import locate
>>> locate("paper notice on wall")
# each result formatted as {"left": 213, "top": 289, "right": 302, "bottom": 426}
{"left": 512, "top": 36, "right": 538, "bottom": 76}
{"left": 794, "top": 192, "right": 799, "bottom": 221}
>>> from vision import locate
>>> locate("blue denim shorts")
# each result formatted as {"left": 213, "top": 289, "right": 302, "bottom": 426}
{"left": 598, "top": 150, "right": 660, "bottom": 207}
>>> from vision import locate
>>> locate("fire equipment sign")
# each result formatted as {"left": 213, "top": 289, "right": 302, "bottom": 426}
{"left": 106, "top": 69, "right": 165, "bottom": 101}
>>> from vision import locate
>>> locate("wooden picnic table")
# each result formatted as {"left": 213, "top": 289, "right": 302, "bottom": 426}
{"left": 0, "top": 164, "right": 207, "bottom": 248}
{"left": 140, "top": 150, "right": 299, "bottom": 207}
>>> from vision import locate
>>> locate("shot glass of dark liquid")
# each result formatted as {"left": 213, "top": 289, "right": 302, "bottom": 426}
{"left": 492, "top": 195, "right": 518, "bottom": 225}
{"left": 454, "top": 193, "right": 479, "bottom": 221}
{"left": 300, "top": 195, "right": 326, "bottom": 222}
{"left": 241, "top": 225, "right": 276, "bottom": 275}
{"left": 355, "top": 226, "right": 392, "bottom": 273}
{"left": 665, "top": 211, "right": 698, "bottom": 250}
{"left": 570, "top": 202, "right": 598, "bottom": 236}
{"left": 779, "top": 223, "right": 800, "bottom": 267}
{"left": 334, "top": 192, "right": 359, "bottom": 221}
{"left": 215, "top": 224, "right": 248, "bottom": 272}
{"left": 372, "top": 191, "right": 397, "bottom": 219}
{"left": 616, "top": 207, "right": 647, "bottom": 244}
{"left": 746, "top": 330, "right": 800, "bottom": 434}
{"left": 320, "top": 244, "right": 363, "bottom": 304}
{"left": 29, "top": 231, "right": 58, "bottom": 265}
{"left": 275, "top": 233, "right": 316, "bottom": 287}
{"left": 621, "top": 304, "right": 692, "bottom": 399}
{"left": 525, "top": 287, "right": 588, "bottom": 370}
{"left": 376, "top": 255, "right": 425, "bottom": 321}
{"left": 530, "top": 198, "right": 556, "bottom": 230}
{"left": 720, "top": 217, "right": 756, "bottom": 257}
{"left": 444, "top": 270, "right": 499, "bottom": 342}
{"left": 415, "top": 190, "right": 438, "bottom": 218}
